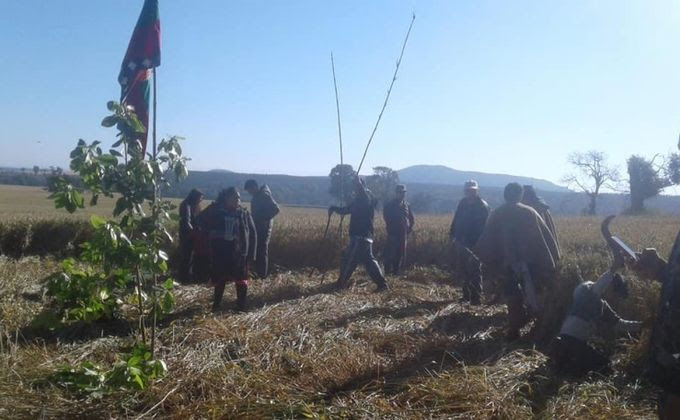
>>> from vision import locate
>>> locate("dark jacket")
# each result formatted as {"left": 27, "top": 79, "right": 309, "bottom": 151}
{"left": 450, "top": 196, "right": 490, "bottom": 247}
{"left": 199, "top": 202, "right": 257, "bottom": 261}
{"left": 179, "top": 200, "right": 197, "bottom": 238}
{"left": 333, "top": 187, "right": 378, "bottom": 239}
{"left": 383, "top": 198, "right": 415, "bottom": 236}
{"left": 522, "top": 196, "right": 559, "bottom": 249}
{"left": 649, "top": 231, "right": 680, "bottom": 392}
{"left": 250, "top": 185, "right": 280, "bottom": 232}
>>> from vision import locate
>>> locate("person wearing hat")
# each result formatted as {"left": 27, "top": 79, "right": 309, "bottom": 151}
{"left": 178, "top": 188, "right": 204, "bottom": 284}
{"left": 383, "top": 184, "right": 415, "bottom": 275}
{"left": 552, "top": 265, "right": 641, "bottom": 375}
{"left": 449, "top": 180, "right": 490, "bottom": 305}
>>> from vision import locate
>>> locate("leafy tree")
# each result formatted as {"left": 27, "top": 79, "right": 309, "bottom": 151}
{"left": 562, "top": 151, "right": 620, "bottom": 215}
{"left": 365, "top": 166, "right": 400, "bottom": 205}
{"left": 46, "top": 100, "right": 188, "bottom": 356}
{"left": 329, "top": 164, "right": 355, "bottom": 205}
{"left": 627, "top": 155, "right": 668, "bottom": 213}
{"left": 33, "top": 165, "right": 40, "bottom": 175}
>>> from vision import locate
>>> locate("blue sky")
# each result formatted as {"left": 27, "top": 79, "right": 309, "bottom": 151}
{"left": 2, "top": 1, "right": 680, "bottom": 187}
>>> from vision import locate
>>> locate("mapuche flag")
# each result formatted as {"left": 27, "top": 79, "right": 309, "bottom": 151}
{"left": 118, "top": 0, "right": 160, "bottom": 155}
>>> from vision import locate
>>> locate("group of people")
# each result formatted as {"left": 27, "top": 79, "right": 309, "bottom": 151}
{"left": 177, "top": 176, "right": 680, "bottom": 418}
{"left": 178, "top": 180, "right": 280, "bottom": 312}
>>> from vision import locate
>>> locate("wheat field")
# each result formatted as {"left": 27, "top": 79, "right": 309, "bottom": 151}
{"left": 0, "top": 185, "right": 676, "bottom": 418}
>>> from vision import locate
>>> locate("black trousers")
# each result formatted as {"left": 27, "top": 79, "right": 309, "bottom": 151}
{"left": 178, "top": 233, "right": 193, "bottom": 284}
{"left": 255, "top": 227, "right": 271, "bottom": 278}
{"left": 338, "top": 237, "right": 387, "bottom": 289}
{"left": 553, "top": 334, "right": 610, "bottom": 375}
{"left": 452, "top": 242, "right": 482, "bottom": 301}
{"left": 384, "top": 234, "right": 407, "bottom": 275}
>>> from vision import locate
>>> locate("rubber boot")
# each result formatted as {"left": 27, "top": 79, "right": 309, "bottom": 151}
{"left": 212, "top": 281, "right": 226, "bottom": 313}
{"left": 506, "top": 295, "right": 529, "bottom": 341}
{"left": 460, "top": 284, "right": 471, "bottom": 303}
{"left": 235, "top": 283, "right": 248, "bottom": 312}
{"left": 375, "top": 280, "right": 390, "bottom": 293}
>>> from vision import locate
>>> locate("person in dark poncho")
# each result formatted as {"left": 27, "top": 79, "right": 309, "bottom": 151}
{"left": 630, "top": 245, "right": 680, "bottom": 418}
{"left": 383, "top": 184, "right": 415, "bottom": 275}
{"left": 329, "top": 177, "right": 389, "bottom": 292}
{"left": 200, "top": 187, "right": 256, "bottom": 312}
{"left": 178, "top": 189, "right": 203, "bottom": 284}
{"left": 521, "top": 185, "right": 559, "bottom": 249}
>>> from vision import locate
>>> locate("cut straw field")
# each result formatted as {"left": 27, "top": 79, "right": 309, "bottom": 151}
{"left": 0, "top": 185, "right": 677, "bottom": 418}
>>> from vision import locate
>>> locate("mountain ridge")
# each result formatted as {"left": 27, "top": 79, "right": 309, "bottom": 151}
{"left": 397, "top": 164, "right": 568, "bottom": 192}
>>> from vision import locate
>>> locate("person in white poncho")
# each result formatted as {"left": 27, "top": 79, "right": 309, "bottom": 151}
{"left": 552, "top": 269, "right": 641, "bottom": 375}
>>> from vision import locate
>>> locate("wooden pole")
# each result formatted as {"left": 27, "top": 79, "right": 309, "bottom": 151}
{"left": 152, "top": 68, "right": 158, "bottom": 159}
{"left": 151, "top": 67, "right": 158, "bottom": 357}
{"left": 331, "top": 53, "right": 346, "bottom": 235}
{"left": 356, "top": 13, "right": 415, "bottom": 175}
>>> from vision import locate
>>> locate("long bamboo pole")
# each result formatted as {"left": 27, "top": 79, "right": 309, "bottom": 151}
{"left": 331, "top": 53, "right": 347, "bottom": 235}
{"left": 356, "top": 13, "right": 416, "bottom": 175}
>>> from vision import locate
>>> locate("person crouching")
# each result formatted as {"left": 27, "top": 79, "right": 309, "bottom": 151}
{"left": 202, "top": 187, "right": 256, "bottom": 312}
{"left": 552, "top": 271, "right": 641, "bottom": 375}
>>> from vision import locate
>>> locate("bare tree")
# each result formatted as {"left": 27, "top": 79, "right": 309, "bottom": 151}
{"left": 562, "top": 151, "right": 620, "bottom": 215}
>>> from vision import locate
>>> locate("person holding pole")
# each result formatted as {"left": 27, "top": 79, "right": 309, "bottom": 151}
{"left": 383, "top": 184, "right": 414, "bottom": 275}
{"left": 329, "top": 177, "right": 389, "bottom": 292}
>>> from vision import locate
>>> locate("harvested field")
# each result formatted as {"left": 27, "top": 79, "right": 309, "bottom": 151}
{"left": 0, "top": 202, "right": 672, "bottom": 418}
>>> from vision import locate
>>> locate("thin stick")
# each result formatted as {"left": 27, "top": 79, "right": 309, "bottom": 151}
{"left": 331, "top": 52, "right": 347, "bottom": 236}
{"left": 331, "top": 53, "right": 344, "bottom": 180}
{"left": 134, "top": 385, "right": 179, "bottom": 420}
{"left": 356, "top": 13, "right": 416, "bottom": 175}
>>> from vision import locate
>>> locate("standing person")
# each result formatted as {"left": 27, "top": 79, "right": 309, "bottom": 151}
{"left": 475, "top": 182, "right": 560, "bottom": 340}
{"left": 178, "top": 189, "right": 203, "bottom": 284}
{"left": 202, "top": 187, "right": 256, "bottom": 312}
{"left": 522, "top": 185, "right": 559, "bottom": 249}
{"left": 449, "top": 180, "right": 490, "bottom": 305}
{"left": 244, "top": 179, "right": 280, "bottom": 279}
{"left": 329, "top": 177, "right": 389, "bottom": 291}
{"left": 383, "top": 184, "right": 415, "bottom": 275}
{"left": 630, "top": 245, "right": 680, "bottom": 418}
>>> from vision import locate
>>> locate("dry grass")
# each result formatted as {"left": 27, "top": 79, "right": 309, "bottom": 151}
{"left": 0, "top": 188, "right": 674, "bottom": 418}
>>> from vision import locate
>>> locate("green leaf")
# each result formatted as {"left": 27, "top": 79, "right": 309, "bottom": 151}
{"left": 90, "top": 214, "right": 106, "bottom": 229}
{"left": 101, "top": 115, "right": 117, "bottom": 127}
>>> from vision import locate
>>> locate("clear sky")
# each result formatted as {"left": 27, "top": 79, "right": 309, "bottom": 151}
{"left": 2, "top": 1, "right": 680, "bottom": 186}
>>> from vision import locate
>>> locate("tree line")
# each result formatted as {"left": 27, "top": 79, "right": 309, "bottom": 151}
{"left": 563, "top": 149, "right": 680, "bottom": 215}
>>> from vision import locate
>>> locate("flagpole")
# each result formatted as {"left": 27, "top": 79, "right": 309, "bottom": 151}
{"left": 151, "top": 66, "right": 158, "bottom": 356}
{"left": 152, "top": 68, "right": 157, "bottom": 159}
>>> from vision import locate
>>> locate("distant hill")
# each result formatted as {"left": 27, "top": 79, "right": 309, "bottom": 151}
{"left": 4, "top": 166, "right": 680, "bottom": 215}
{"left": 398, "top": 165, "right": 568, "bottom": 192}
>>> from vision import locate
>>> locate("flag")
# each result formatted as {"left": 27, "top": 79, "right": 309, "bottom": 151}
{"left": 118, "top": 0, "right": 161, "bottom": 155}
